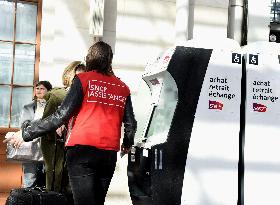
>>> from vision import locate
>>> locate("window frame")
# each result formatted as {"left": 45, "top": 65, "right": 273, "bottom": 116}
{"left": 0, "top": 0, "right": 42, "bottom": 129}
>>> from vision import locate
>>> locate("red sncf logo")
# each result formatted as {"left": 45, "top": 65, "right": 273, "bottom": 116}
{"left": 209, "top": 100, "right": 223, "bottom": 110}
{"left": 149, "top": 78, "right": 160, "bottom": 85}
{"left": 163, "top": 56, "right": 170, "bottom": 63}
{"left": 253, "top": 103, "right": 267, "bottom": 112}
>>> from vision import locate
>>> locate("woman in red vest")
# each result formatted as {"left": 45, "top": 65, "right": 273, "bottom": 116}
{"left": 20, "top": 41, "right": 137, "bottom": 205}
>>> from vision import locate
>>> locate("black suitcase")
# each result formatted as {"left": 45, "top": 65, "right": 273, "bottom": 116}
{"left": 5, "top": 187, "right": 67, "bottom": 205}
{"left": 5, "top": 137, "right": 69, "bottom": 205}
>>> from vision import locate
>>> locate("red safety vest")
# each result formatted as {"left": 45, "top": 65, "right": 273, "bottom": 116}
{"left": 65, "top": 71, "right": 130, "bottom": 151}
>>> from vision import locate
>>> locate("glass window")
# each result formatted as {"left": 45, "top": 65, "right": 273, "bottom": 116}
{"left": 0, "top": 42, "right": 13, "bottom": 84}
{"left": 0, "top": 0, "right": 41, "bottom": 128}
{"left": 0, "top": 86, "right": 11, "bottom": 127}
{"left": 15, "top": 2, "right": 37, "bottom": 43}
{"left": 0, "top": 0, "right": 15, "bottom": 41}
{"left": 14, "top": 44, "right": 35, "bottom": 85}
{"left": 10, "top": 87, "right": 33, "bottom": 127}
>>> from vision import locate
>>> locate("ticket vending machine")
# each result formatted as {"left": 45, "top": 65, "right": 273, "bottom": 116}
{"left": 243, "top": 42, "right": 280, "bottom": 205}
{"left": 128, "top": 40, "right": 242, "bottom": 205}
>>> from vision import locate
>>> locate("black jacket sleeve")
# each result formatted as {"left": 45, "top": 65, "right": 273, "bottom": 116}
{"left": 22, "top": 76, "right": 84, "bottom": 142}
{"left": 122, "top": 95, "right": 137, "bottom": 148}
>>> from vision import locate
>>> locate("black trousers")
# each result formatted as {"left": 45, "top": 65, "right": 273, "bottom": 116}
{"left": 66, "top": 145, "right": 117, "bottom": 205}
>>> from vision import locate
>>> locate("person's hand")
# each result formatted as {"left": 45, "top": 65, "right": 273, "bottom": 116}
{"left": 120, "top": 144, "right": 131, "bottom": 157}
{"left": 56, "top": 125, "right": 65, "bottom": 137}
{"left": 3, "top": 131, "right": 24, "bottom": 149}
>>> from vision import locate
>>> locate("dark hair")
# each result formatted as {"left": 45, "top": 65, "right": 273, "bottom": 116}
{"left": 85, "top": 41, "right": 113, "bottom": 75}
{"left": 75, "top": 63, "right": 86, "bottom": 73}
{"left": 35, "top": 81, "right": 52, "bottom": 91}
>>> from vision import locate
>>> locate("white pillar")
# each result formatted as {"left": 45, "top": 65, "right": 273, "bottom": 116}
{"left": 175, "top": 0, "right": 192, "bottom": 44}
{"left": 247, "top": 0, "right": 270, "bottom": 43}
{"left": 227, "top": 0, "right": 244, "bottom": 45}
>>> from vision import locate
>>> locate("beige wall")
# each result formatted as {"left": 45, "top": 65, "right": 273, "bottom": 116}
{"left": 113, "top": 0, "right": 176, "bottom": 93}
{"left": 247, "top": 0, "right": 270, "bottom": 43}
{"left": 39, "top": 0, "right": 92, "bottom": 87}
{"left": 39, "top": 0, "right": 176, "bottom": 94}
{"left": 175, "top": 0, "right": 229, "bottom": 43}
{"left": 191, "top": 4, "right": 229, "bottom": 40}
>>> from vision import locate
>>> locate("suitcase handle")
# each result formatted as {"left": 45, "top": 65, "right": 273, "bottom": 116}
{"left": 32, "top": 186, "right": 47, "bottom": 193}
